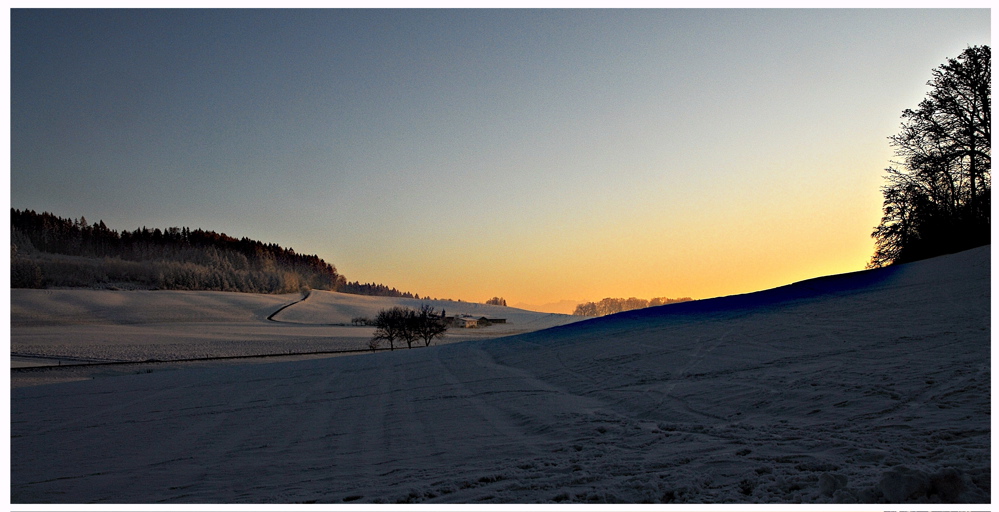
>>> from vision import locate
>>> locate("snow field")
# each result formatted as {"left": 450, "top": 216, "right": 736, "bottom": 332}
{"left": 9, "top": 246, "right": 991, "bottom": 503}
{"left": 10, "top": 288, "right": 581, "bottom": 366}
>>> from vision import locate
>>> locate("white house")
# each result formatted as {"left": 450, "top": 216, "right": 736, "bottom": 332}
{"left": 448, "top": 315, "right": 479, "bottom": 328}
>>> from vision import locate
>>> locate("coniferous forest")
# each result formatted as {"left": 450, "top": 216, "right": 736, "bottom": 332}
{"left": 10, "top": 209, "right": 415, "bottom": 297}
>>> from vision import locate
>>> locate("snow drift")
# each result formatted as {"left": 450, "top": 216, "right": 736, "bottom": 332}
{"left": 10, "top": 246, "right": 990, "bottom": 504}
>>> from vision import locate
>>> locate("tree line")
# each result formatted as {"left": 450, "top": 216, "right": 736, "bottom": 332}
{"left": 339, "top": 281, "right": 419, "bottom": 299}
{"left": 368, "top": 305, "right": 449, "bottom": 351}
{"left": 870, "top": 45, "right": 990, "bottom": 267}
{"left": 9, "top": 209, "right": 417, "bottom": 297}
{"left": 572, "top": 296, "right": 692, "bottom": 317}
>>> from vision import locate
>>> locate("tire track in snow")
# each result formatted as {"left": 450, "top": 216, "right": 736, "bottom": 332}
{"left": 331, "top": 357, "right": 439, "bottom": 494}
{"left": 428, "top": 346, "right": 534, "bottom": 444}
{"left": 127, "top": 366, "right": 347, "bottom": 502}
{"left": 640, "top": 328, "right": 733, "bottom": 419}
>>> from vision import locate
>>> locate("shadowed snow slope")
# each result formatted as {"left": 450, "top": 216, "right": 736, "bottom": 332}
{"left": 10, "top": 246, "right": 990, "bottom": 504}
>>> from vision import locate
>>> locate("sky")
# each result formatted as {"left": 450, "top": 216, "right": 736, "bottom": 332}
{"left": 9, "top": 8, "right": 991, "bottom": 312}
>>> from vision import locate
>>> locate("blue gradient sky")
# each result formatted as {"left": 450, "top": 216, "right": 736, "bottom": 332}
{"left": 10, "top": 9, "right": 990, "bottom": 311}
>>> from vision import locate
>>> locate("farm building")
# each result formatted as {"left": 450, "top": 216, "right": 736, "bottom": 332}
{"left": 446, "top": 315, "right": 507, "bottom": 328}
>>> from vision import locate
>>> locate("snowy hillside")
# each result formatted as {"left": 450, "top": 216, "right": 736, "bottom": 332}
{"left": 10, "top": 246, "right": 990, "bottom": 504}
{"left": 11, "top": 288, "right": 580, "bottom": 378}
{"left": 271, "top": 289, "right": 578, "bottom": 335}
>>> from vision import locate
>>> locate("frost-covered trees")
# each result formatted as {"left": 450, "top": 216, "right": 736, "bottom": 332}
{"left": 370, "top": 305, "right": 449, "bottom": 350}
{"left": 10, "top": 209, "right": 345, "bottom": 292}
{"left": 572, "top": 296, "right": 692, "bottom": 316}
{"left": 870, "top": 46, "right": 990, "bottom": 267}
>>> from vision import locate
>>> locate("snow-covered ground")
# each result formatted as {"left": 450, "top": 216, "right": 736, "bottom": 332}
{"left": 10, "top": 288, "right": 581, "bottom": 376}
{"left": 9, "top": 246, "right": 991, "bottom": 504}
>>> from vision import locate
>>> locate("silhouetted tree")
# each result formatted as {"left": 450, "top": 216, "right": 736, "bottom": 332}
{"left": 352, "top": 316, "right": 373, "bottom": 326}
{"left": 370, "top": 304, "right": 449, "bottom": 350}
{"left": 399, "top": 308, "right": 421, "bottom": 349}
{"left": 339, "top": 280, "right": 417, "bottom": 298}
{"left": 485, "top": 297, "right": 507, "bottom": 306}
{"left": 414, "top": 304, "right": 449, "bottom": 347}
{"left": 870, "top": 45, "right": 990, "bottom": 267}
{"left": 372, "top": 307, "right": 410, "bottom": 351}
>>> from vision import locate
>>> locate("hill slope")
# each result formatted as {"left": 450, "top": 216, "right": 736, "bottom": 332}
{"left": 11, "top": 289, "right": 579, "bottom": 371}
{"left": 273, "top": 289, "right": 577, "bottom": 332}
{"left": 10, "top": 246, "right": 990, "bottom": 504}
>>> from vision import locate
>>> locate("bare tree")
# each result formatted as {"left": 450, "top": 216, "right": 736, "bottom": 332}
{"left": 871, "top": 45, "right": 990, "bottom": 267}
{"left": 370, "top": 304, "right": 449, "bottom": 350}
{"left": 372, "top": 306, "right": 410, "bottom": 351}
{"left": 400, "top": 308, "right": 420, "bottom": 349}
{"left": 415, "top": 304, "right": 449, "bottom": 347}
